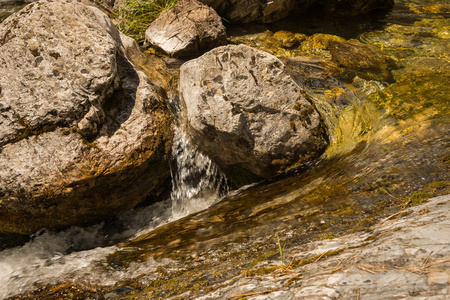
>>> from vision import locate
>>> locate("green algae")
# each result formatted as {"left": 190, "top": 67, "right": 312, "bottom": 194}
{"left": 246, "top": 250, "right": 278, "bottom": 269}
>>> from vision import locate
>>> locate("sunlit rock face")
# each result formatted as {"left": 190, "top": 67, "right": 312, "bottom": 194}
{"left": 0, "top": 0, "right": 173, "bottom": 236}
{"left": 180, "top": 44, "right": 329, "bottom": 185}
{"left": 145, "top": 0, "right": 227, "bottom": 57}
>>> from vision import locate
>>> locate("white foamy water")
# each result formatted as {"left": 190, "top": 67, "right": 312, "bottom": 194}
{"left": 170, "top": 127, "right": 228, "bottom": 219}
{"left": 0, "top": 127, "right": 228, "bottom": 299}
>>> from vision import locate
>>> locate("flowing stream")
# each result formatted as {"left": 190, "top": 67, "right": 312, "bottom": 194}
{"left": 0, "top": 0, "right": 449, "bottom": 298}
{"left": 0, "top": 127, "right": 227, "bottom": 299}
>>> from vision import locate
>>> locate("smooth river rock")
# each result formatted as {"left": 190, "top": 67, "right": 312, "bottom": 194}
{"left": 145, "top": 0, "right": 226, "bottom": 57}
{"left": 179, "top": 44, "right": 329, "bottom": 185}
{"left": 0, "top": 0, "right": 173, "bottom": 237}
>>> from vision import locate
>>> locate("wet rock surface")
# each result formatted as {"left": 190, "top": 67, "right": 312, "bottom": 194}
{"left": 145, "top": 0, "right": 226, "bottom": 57}
{"left": 0, "top": 0, "right": 173, "bottom": 237}
{"left": 180, "top": 44, "right": 329, "bottom": 184}
{"left": 201, "top": 195, "right": 450, "bottom": 299}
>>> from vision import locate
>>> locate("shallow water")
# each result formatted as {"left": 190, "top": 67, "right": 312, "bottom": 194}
{"left": 1, "top": 0, "right": 449, "bottom": 299}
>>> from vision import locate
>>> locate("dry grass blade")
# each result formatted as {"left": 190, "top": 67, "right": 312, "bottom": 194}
{"left": 231, "top": 290, "right": 273, "bottom": 297}
{"left": 421, "top": 252, "right": 433, "bottom": 267}
{"left": 421, "top": 259, "right": 450, "bottom": 269}
{"left": 330, "top": 265, "right": 344, "bottom": 274}
{"left": 350, "top": 280, "right": 360, "bottom": 300}
{"left": 363, "top": 264, "right": 387, "bottom": 272}
{"left": 358, "top": 265, "right": 377, "bottom": 274}
{"left": 370, "top": 217, "right": 401, "bottom": 230}
{"left": 312, "top": 251, "right": 329, "bottom": 265}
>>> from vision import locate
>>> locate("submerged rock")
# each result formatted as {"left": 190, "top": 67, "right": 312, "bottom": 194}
{"left": 328, "top": 39, "right": 397, "bottom": 82}
{"left": 145, "top": 0, "right": 226, "bottom": 57}
{"left": 179, "top": 44, "right": 329, "bottom": 185}
{"left": 0, "top": 1, "right": 173, "bottom": 237}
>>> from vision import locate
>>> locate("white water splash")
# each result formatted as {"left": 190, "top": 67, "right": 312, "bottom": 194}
{"left": 0, "top": 127, "right": 229, "bottom": 299}
{"left": 170, "top": 127, "right": 228, "bottom": 219}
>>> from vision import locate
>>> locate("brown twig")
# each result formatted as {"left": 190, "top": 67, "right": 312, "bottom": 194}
{"left": 330, "top": 265, "right": 344, "bottom": 274}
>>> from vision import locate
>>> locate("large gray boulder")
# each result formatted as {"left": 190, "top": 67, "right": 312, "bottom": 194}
{"left": 179, "top": 44, "right": 329, "bottom": 185}
{"left": 199, "top": 0, "right": 394, "bottom": 23}
{"left": 0, "top": 0, "right": 173, "bottom": 237}
{"left": 145, "top": 0, "right": 226, "bottom": 57}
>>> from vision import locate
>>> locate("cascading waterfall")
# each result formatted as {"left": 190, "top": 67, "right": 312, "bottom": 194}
{"left": 0, "top": 126, "right": 229, "bottom": 300}
{"left": 170, "top": 127, "right": 229, "bottom": 219}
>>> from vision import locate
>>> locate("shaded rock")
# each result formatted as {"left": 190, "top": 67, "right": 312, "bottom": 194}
{"left": 0, "top": 0, "right": 173, "bottom": 236}
{"left": 200, "top": 0, "right": 301, "bottom": 23}
{"left": 179, "top": 44, "right": 329, "bottom": 185}
{"left": 316, "top": 0, "right": 395, "bottom": 17}
{"left": 199, "top": 0, "right": 394, "bottom": 23}
{"left": 145, "top": 0, "right": 226, "bottom": 57}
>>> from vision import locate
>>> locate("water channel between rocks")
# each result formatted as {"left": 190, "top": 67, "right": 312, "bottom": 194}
{"left": 0, "top": 0, "right": 449, "bottom": 299}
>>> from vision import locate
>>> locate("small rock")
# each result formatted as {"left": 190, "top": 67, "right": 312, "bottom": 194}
{"left": 145, "top": 0, "right": 226, "bottom": 57}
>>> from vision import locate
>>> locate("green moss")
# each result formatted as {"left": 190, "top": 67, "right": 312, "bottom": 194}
{"left": 323, "top": 233, "right": 339, "bottom": 239}
{"left": 246, "top": 250, "right": 278, "bottom": 269}
{"left": 423, "top": 181, "right": 449, "bottom": 192}
{"left": 153, "top": 280, "right": 164, "bottom": 288}
{"left": 290, "top": 121, "right": 296, "bottom": 131}
{"left": 406, "top": 192, "right": 436, "bottom": 206}
{"left": 283, "top": 273, "right": 302, "bottom": 287}
{"left": 82, "top": 140, "right": 98, "bottom": 149}
{"left": 245, "top": 266, "right": 279, "bottom": 277}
